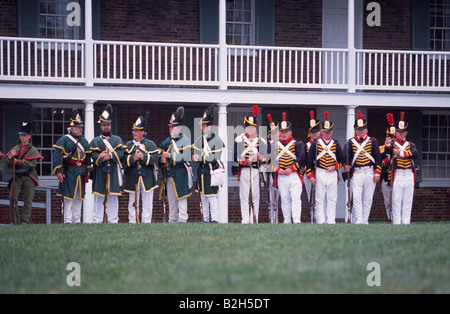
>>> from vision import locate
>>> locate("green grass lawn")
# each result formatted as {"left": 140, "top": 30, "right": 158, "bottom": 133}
{"left": 0, "top": 222, "right": 449, "bottom": 294}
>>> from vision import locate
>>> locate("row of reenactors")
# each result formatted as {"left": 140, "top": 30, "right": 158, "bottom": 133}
{"left": 1, "top": 104, "right": 417, "bottom": 225}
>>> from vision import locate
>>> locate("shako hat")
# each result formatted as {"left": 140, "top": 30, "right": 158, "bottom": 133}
{"left": 396, "top": 112, "right": 408, "bottom": 131}
{"left": 18, "top": 121, "right": 32, "bottom": 135}
{"left": 244, "top": 105, "right": 259, "bottom": 127}
{"left": 201, "top": 105, "right": 214, "bottom": 126}
{"left": 70, "top": 108, "right": 84, "bottom": 127}
{"left": 386, "top": 113, "right": 396, "bottom": 137}
{"left": 168, "top": 106, "right": 184, "bottom": 126}
{"left": 322, "top": 111, "right": 334, "bottom": 132}
{"left": 279, "top": 112, "right": 292, "bottom": 132}
{"left": 309, "top": 111, "right": 321, "bottom": 134}
{"left": 133, "top": 111, "right": 150, "bottom": 131}
{"left": 98, "top": 104, "right": 113, "bottom": 125}
{"left": 354, "top": 110, "right": 367, "bottom": 130}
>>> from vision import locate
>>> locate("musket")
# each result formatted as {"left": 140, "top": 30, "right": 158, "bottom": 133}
{"left": 249, "top": 161, "right": 257, "bottom": 224}
{"left": 308, "top": 141, "right": 318, "bottom": 223}
{"left": 346, "top": 141, "right": 353, "bottom": 224}
{"left": 387, "top": 140, "right": 396, "bottom": 223}
{"left": 134, "top": 160, "right": 141, "bottom": 223}
{"left": 103, "top": 160, "right": 110, "bottom": 223}
{"left": 159, "top": 165, "right": 167, "bottom": 223}
{"left": 197, "top": 178, "right": 204, "bottom": 222}
{"left": 11, "top": 156, "right": 17, "bottom": 225}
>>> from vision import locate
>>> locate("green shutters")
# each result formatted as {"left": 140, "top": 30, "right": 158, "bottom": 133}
{"left": 412, "top": 0, "right": 430, "bottom": 51}
{"left": 18, "top": 0, "right": 40, "bottom": 38}
{"left": 199, "top": 0, "right": 219, "bottom": 44}
{"left": 199, "top": 0, "right": 275, "bottom": 46}
{"left": 255, "top": 0, "right": 275, "bottom": 46}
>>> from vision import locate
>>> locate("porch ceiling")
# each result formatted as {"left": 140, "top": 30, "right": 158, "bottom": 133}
{"left": 0, "top": 84, "right": 449, "bottom": 108}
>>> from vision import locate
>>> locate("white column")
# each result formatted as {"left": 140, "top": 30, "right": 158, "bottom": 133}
{"left": 347, "top": 0, "right": 356, "bottom": 93}
{"left": 83, "top": 100, "right": 96, "bottom": 223}
{"left": 85, "top": 0, "right": 94, "bottom": 87}
{"left": 217, "top": 102, "right": 229, "bottom": 223}
{"left": 218, "top": 0, "right": 227, "bottom": 90}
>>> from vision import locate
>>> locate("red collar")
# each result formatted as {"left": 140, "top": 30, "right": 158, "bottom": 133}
{"left": 280, "top": 136, "right": 293, "bottom": 145}
{"left": 354, "top": 134, "right": 368, "bottom": 143}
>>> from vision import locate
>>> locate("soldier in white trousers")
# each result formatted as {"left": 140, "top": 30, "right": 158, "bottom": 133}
{"left": 234, "top": 106, "right": 267, "bottom": 224}
{"left": 343, "top": 111, "right": 381, "bottom": 224}
{"left": 272, "top": 113, "right": 305, "bottom": 224}
{"left": 384, "top": 112, "right": 418, "bottom": 225}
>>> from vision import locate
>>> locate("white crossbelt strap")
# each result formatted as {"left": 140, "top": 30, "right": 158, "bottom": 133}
{"left": 241, "top": 136, "right": 259, "bottom": 157}
{"left": 66, "top": 134, "right": 84, "bottom": 155}
{"left": 203, "top": 135, "right": 212, "bottom": 157}
{"left": 276, "top": 140, "right": 297, "bottom": 160}
{"left": 316, "top": 138, "right": 336, "bottom": 162}
{"left": 102, "top": 137, "right": 124, "bottom": 186}
{"left": 350, "top": 137, "right": 375, "bottom": 166}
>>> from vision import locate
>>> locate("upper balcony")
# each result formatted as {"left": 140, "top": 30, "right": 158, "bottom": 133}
{"left": 1, "top": 36, "right": 450, "bottom": 94}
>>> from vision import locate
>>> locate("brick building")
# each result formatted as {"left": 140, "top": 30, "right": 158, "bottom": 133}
{"left": 1, "top": 0, "right": 449, "bottom": 224}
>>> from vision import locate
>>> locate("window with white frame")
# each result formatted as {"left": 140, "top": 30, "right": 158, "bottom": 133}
{"left": 430, "top": 0, "right": 450, "bottom": 51}
{"left": 421, "top": 112, "right": 450, "bottom": 182}
{"left": 226, "top": 0, "right": 255, "bottom": 45}
{"left": 32, "top": 105, "right": 82, "bottom": 177}
{"left": 39, "top": 0, "right": 80, "bottom": 39}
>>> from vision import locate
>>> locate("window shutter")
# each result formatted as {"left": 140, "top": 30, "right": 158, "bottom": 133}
{"left": 199, "top": 0, "right": 219, "bottom": 44}
{"left": 412, "top": 0, "right": 430, "bottom": 51}
{"left": 18, "top": 0, "right": 39, "bottom": 38}
{"left": 2, "top": 105, "right": 32, "bottom": 181}
{"left": 255, "top": 0, "right": 275, "bottom": 46}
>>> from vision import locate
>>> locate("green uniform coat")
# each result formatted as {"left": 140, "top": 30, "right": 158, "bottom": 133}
{"left": 192, "top": 133, "right": 225, "bottom": 196}
{"left": 90, "top": 134, "right": 125, "bottom": 196}
{"left": 52, "top": 133, "right": 92, "bottom": 200}
{"left": 123, "top": 138, "right": 160, "bottom": 193}
{"left": 159, "top": 133, "right": 192, "bottom": 200}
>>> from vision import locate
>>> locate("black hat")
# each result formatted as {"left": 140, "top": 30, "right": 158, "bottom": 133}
{"left": 244, "top": 105, "right": 259, "bottom": 127}
{"left": 168, "top": 106, "right": 184, "bottom": 126}
{"left": 322, "top": 111, "right": 334, "bottom": 132}
{"left": 98, "top": 104, "right": 113, "bottom": 125}
{"left": 69, "top": 108, "right": 84, "bottom": 127}
{"left": 309, "top": 111, "right": 321, "bottom": 133}
{"left": 396, "top": 112, "right": 408, "bottom": 131}
{"left": 279, "top": 112, "right": 292, "bottom": 132}
{"left": 133, "top": 111, "right": 150, "bottom": 131}
{"left": 18, "top": 121, "right": 32, "bottom": 135}
{"left": 354, "top": 110, "right": 367, "bottom": 130}
{"left": 201, "top": 105, "right": 214, "bottom": 126}
{"left": 386, "top": 113, "right": 396, "bottom": 137}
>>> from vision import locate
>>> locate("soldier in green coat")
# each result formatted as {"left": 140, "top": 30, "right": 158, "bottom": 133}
{"left": 123, "top": 113, "right": 160, "bottom": 223}
{"left": 90, "top": 105, "right": 125, "bottom": 223}
{"left": 6, "top": 122, "right": 43, "bottom": 225}
{"left": 192, "top": 105, "right": 225, "bottom": 223}
{"left": 159, "top": 106, "right": 192, "bottom": 223}
{"left": 53, "top": 109, "right": 92, "bottom": 224}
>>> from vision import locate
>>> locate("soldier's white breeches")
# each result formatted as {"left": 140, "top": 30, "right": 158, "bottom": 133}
{"left": 351, "top": 167, "right": 376, "bottom": 224}
{"left": 93, "top": 194, "right": 119, "bottom": 223}
{"left": 315, "top": 168, "right": 338, "bottom": 224}
{"left": 166, "top": 178, "right": 188, "bottom": 223}
{"left": 277, "top": 172, "right": 303, "bottom": 223}
{"left": 239, "top": 167, "right": 260, "bottom": 224}
{"left": 392, "top": 169, "right": 414, "bottom": 225}
{"left": 201, "top": 195, "right": 219, "bottom": 222}
{"left": 127, "top": 182, "right": 155, "bottom": 223}
{"left": 64, "top": 193, "right": 82, "bottom": 224}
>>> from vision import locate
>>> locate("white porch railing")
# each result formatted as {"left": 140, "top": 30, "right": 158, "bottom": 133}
{"left": 1, "top": 36, "right": 450, "bottom": 92}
